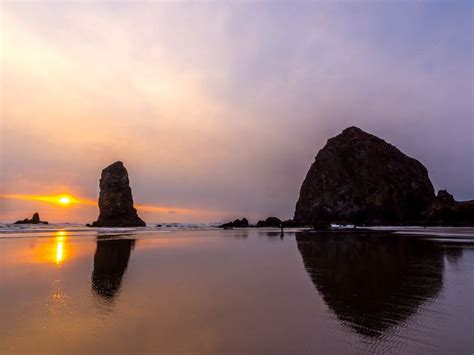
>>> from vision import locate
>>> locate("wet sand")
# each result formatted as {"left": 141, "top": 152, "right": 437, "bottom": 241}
{"left": 1, "top": 227, "right": 473, "bottom": 354}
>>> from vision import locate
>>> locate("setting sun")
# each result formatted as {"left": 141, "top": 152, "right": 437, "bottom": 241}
{"left": 58, "top": 196, "right": 72, "bottom": 206}
{"left": 0, "top": 193, "right": 94, "bottom": 208}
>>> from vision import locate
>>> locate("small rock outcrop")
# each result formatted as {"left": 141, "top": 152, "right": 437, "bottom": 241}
{"left": 426, "top": 190, "right": 474, "bottom": 226}
{"left": 14, "top": 212, "right": 48, "bottom": 225}
{"left": 256, "top": 217, "right": 282, "bottom": 228}
{"left": 281, "top": 219, "right": 304, "bottom": 228}
{"left": 219, "top": 218, "right": 249, "bottom": 229}
{"left": 294, "top": 127, "right": 435, "bottom": 225}
{"left": 90, "top": 161, "right": 146, "bottom": 227}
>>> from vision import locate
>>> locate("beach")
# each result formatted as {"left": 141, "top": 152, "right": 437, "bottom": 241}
{"left": 1, "top": 226, "right": 473, "bottom": 354}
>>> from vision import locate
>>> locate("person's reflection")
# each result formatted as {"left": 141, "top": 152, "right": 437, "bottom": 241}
{"left": 445, "top": 247, "right": 463, "bottom": 266}
{"left": 258, "top": 231, "right": 283, "bottom": 240}
{"left": 296, "top": 231, "right": 449, "bottom": 338}
{"left": 226, "top": 230, "right": 249, "bottom": 239}
{"left": 91, "top": 236, "right": 135, "bottom": 300}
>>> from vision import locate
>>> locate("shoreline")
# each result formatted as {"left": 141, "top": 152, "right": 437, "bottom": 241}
{"left": 1, "top": 223, "right": 473, "bottom": 240}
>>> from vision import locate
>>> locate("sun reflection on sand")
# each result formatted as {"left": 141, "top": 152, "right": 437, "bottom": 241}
{"left": 55, "top": 240, "right": 64, "bottom": 265}
{"left": 54, "top": 231, "right": 67, "bottom": 266}
{"left": 50, "top": 279, "right": 68, "bottom": 304}
{"left": 49, "top": 233, "right": 71, "bottom": 307}
{"left": 3, "top": 230, "right": 99, "bottom": 267}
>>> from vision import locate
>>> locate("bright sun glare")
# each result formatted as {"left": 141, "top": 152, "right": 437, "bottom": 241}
{"left": 58, "top": 196, "right": 72, "bottom": 206}
{"left": 54, "top": 231, "right": 67, "bottom": 265}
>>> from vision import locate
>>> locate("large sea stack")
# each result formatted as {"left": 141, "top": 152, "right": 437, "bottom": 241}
{"left": 91, "top": 161, "right": 146, "bottom": 227}
{"left": 294, "top": 127, "right": 435, "bottom": 225}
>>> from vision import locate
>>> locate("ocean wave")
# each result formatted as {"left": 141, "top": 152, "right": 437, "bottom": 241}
{"left": 0, "top": 222, "right": 221, "bottom": 238}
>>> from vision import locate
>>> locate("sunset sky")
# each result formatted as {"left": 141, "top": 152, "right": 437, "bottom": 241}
{"left": 1, "top": 1, "right": 472, "bottom": 223}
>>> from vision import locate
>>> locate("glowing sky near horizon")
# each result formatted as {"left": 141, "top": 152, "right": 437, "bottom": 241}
{"left": 1, "top": 1, "right": 472, "bottom": 223}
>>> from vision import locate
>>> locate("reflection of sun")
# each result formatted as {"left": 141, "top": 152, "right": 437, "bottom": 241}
{"left": 55, "top": 241, "right": 64, "bottom": 264}
{"left": 56, "top": 230, "right": 67, "bottom": 237}
{"left": 54, "top": 231, "right": 68, "bottom": 265}
{"left": 49, "top": 279, "right": 69, "bottom": 306}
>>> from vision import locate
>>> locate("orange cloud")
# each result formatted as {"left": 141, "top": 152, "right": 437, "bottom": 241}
{"left": 0, "top": 193, "right": 226, "bottom": 221}
{"left": 0, "top": 193, "right": 95, "bottom": 207}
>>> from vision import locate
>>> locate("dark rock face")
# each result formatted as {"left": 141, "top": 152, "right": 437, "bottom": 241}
{"left": 281, "top": 219, "right": 304, "bottom": 228}
{"left": 31, "top": 212, "right": 40, "bottom": 223}
{"left": 91, "top": 161, "right": 146, "bottom": 227}
{"left": 14, "top": 212, "right": 48, "bottom": 225}
{"left": 219, "top": 218, "right": 249, "bottom": 228}
{"left": 433, "top": 189, "right": 455, "bottom": 204}
{"left": 426, "top": 190, "right": 474, "bottom": 226}
{"left": 256, "top": 217, "right": 282, "bottom": 228}
{"left": 294, "top": 127, "right": 435, "bottom": 225}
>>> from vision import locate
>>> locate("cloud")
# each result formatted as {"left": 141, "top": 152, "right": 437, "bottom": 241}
{"left": 1, "top": 1, "right": 472, "bottom": 223}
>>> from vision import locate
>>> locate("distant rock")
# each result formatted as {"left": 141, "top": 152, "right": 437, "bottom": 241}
{"left": 432, "top": 189, "right": 455, "bottom": 205}
{"left": 219, "top": 218, "right": 249, "bottom": 229}
{"left": 14, "top": 212, "right": 48, "bottom": 225}
{"left": 90, "top": 161, "right": 146, "bottom": 227}
{"left": 256, "top": 217, "right": 282, "bottom": 228}
{"left": 426, "top": 190, "right": 474, "bottom": 226}
{"left": 294, "top": 127, "right": 435, "bottom": 225}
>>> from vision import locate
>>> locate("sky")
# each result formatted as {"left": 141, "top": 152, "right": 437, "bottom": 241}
{"left": 0, "top": 1, "right": 472, "bottom": 223}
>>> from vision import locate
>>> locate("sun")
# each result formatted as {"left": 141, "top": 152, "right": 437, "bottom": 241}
{"left": 58, "top": 195, "right": 72, "bottom": 206}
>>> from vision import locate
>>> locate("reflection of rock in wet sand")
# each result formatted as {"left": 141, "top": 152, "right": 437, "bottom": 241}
{"left": 92, "top": 237, "right": 135, "bottom": 300}
{"left": 296, "top": 231, "right": 447, "bottom": 337}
